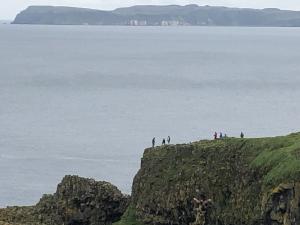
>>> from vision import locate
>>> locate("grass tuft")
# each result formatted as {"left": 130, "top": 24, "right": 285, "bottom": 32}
{"left": 250, "top": 133, "right": 300, "bottom": 187}
{"left": 113, "top": 205, "right": 144, "bottom": 225}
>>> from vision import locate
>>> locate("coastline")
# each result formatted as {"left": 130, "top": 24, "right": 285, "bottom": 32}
{"left": 1, "top": 132, "right": 300, "bottom": 224}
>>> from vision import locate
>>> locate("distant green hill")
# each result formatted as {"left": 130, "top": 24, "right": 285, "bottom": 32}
{"left": 12, "top": 5, "right": 300, "bottom": 26}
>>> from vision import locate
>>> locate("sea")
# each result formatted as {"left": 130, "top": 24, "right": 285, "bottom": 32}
{"left": 0, "top": 25, "right": 300, "bottom": 207}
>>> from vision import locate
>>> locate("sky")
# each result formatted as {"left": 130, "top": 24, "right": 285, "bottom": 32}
{"left": 1, "top": 0, "right": 300, "bottom": 20}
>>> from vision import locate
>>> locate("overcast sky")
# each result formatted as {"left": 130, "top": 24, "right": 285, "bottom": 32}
{"left": 2, "top": 0, "right": 300, "bottom": 20}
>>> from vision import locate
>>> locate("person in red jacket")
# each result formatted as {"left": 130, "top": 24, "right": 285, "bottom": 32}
{"left": 214, "top": 132, "right": 218, "bottom": 140}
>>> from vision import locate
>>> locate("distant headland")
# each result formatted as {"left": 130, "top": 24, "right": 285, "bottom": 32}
{"left": 12, "top": 5, "right": 300, "bottom": 27}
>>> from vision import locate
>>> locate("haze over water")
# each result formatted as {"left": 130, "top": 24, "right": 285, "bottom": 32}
{"left": 0, "top": 25, "right": 300, "bottom": 207}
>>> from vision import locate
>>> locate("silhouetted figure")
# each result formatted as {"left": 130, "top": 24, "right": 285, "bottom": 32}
{"left": 214, "top": 132, "right": 218, "bottom": 140}
{"left": 167, "top": 136, "right": 171, "bottom": 144}
{"left": 162, "top": 139, "right": 166, "bottom": 145}
{"left": 220, "top": 132, "right": 223, "bottom": 139}
{"left": 240, "top": 132, "right": 244, "bottom": 138}
{"left": 152, "top": 137, "right": 156, "bottom": 148}
{"left": 224, "top": 134, "right": 228, "bottom": 138}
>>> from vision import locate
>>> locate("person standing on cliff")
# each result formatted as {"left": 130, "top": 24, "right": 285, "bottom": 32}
{"left": 167, "top": 136, "right": 171, "bottom": 144}
{"left": 162, "top": 139, "right": 166, "bottom": 145}
{"left": 214, "top": 132, "right": 218, "bottom": 140}
{"left": 240, "top": 132, "right": 245, "bottom": 138}
{"left": 152, "top": 137, "right": 156, "bottom": 148}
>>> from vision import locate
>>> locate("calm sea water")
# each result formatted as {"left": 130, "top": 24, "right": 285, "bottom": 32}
{"left": 0, "top": 25, "right": 300, "bottom": 207}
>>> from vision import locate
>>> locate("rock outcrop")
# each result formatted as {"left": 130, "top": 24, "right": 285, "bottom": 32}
{"left": 130, "top": 133, "right": 300, "bottom": 225}
{"left": 0, "top": 176, "right": 129, "bottom": 225}
{"left": 262, "top": 183, "right": 300, "bottom": 225}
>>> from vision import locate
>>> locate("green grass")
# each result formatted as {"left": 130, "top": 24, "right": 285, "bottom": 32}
{"left": 146, "top": 132, "right": 300, "bottom": 189}
{"left": 113, "top": 206, "right": 144, "bottom": 225}
{"left": 250, "top": 133, "right": 300, "bottom": 187}
{"left": 114, "top": 132, "right": 300, "bottom": 225}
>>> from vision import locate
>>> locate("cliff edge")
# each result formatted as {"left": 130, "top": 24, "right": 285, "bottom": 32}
{"left": 1, "top": 133, "right": 300, "bottom": 225}
{"left": 128, "top": 133, "right": 300, "bottom": 225}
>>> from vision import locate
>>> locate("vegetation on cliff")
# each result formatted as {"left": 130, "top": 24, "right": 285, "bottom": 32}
{"left": 131, "top": 132, "right": 300, "bottom": 225}
{"left": 0, "top": 176, "right": 129, "bottom": 225}
{"left": 250, "top": 133, "right": 300, "bottom": 186}
{"left": 1, "top": 133, "right": 300, "bottom": 225}
{"left": 113, "top": 206, "right": 143, "bottom": 225}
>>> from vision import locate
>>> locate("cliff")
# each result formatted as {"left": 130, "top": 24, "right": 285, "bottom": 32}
{"left": 0, "top": 176, "right": 129, "bottom": 225}
{"left": 2, "top": 133, "right": 300, "bottom": 225}
{"left": 12, "top": 5, "right": 300, "bottom": 27}
{"left": 127, "top": 133, "right": 300, "bottom": 225}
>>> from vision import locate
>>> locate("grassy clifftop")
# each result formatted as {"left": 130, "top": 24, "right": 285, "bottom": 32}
{"left": 140, "top": 132, "right": 300, "bottom": 190}
{"left": 2, "top": 133, "right": 300, "bottom": 225}
{"left": 131, "top": 132, "right": 300, "bottom": 225}
{"left": 250, "top": 133, "right": 300, "bottom": 186}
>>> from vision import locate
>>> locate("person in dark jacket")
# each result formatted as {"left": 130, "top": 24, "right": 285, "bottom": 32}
{"left": 167, "top": 136, "right": 171, "bottom": 144}
{"left": 214, "top": 132, "right": 218, "bottom": 140}
{"left": 152, "top": 137, "right": 156, "bottom": 148}
{"left": 240, "top": 132, "right": 245, "bottom": 138}
{"left": 162, "top": 139, "right": 166, "bottom": 145}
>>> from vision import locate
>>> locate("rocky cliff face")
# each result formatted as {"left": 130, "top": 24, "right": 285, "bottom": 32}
{"left": 262, "top": 183, "right": 300, "bottom": 225}
{"left": 0, "top": 176, "right": 129, "bottom": 225}
{"left": 2, "top": 133, "right": 300, "bottom": 225}
{"left": 131, "top": 133, "right": 300, "bottom": 225}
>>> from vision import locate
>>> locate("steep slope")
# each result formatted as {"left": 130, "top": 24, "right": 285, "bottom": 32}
{"left": 130, "top": 133, "right": 300, "bottom": 225}
{"left": 2, "top": 133, "right": 300, "bottom": 225}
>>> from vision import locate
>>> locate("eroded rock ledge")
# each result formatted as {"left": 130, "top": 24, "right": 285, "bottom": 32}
{"left": 0, "top": 176, "right": 129, "bottom": 225}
